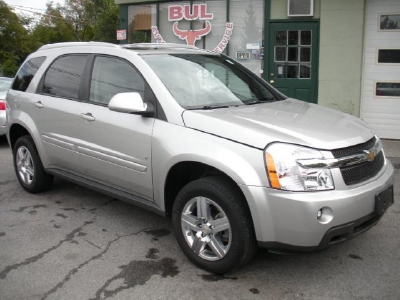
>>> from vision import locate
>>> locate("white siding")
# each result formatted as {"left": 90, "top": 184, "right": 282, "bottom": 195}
{"left": 361, "top": 0, "right": 400, "bottom": 139}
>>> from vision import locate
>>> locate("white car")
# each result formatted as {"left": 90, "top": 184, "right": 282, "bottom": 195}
{"left": 0, "top": 77, "right": 13, "bottom": 136}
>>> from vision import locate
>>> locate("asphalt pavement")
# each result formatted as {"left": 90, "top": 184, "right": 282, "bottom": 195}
{"left": 0, "top": 135, "right": 399, "bottom": 300}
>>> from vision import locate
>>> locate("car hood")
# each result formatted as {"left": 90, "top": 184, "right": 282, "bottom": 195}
{"left": 182, "top": 99, "right": 375, "bottom": 150}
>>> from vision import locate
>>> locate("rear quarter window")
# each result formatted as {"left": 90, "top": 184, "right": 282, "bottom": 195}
{"left": 12, "top": 57, "right": 46, "bottom": 92}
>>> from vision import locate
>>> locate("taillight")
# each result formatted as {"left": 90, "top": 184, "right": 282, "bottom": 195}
{"left": 0, "top": 101, "right": 6, "bottom": 111}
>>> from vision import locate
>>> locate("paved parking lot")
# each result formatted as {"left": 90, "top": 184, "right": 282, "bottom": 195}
{"left": 0, "top": 135, "right": 399, "bottom": 300}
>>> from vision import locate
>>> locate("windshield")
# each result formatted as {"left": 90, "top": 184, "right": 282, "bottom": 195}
{"left": 0, "top": 78, "right": 12, "bottom": 94}
{"left": 142, "top": 54, "right": 284, "bottom": 109}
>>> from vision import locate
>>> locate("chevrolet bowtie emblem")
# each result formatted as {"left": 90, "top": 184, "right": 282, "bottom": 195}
{"left": 364, "top": 149, "right": 376, "bottom": 162}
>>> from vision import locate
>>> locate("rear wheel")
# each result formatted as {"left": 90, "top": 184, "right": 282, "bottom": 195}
{"left": 13, "top": 136, "right": 53, "bottom": 193}
{"left": 172, "top": 176, "right": 257, "bottom": 274}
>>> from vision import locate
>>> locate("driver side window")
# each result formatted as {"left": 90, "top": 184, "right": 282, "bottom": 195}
{"left": 90, "top": 56, "right": 145, "bottom": 105}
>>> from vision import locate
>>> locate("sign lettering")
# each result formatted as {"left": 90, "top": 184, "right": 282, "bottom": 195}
{"left": 168, "top": 4, "right": 214, "bottom": 21}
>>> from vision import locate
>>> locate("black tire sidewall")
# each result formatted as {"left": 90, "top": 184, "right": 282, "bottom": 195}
{"left": 172, "top": 177, "right": 253, "bottom": 274}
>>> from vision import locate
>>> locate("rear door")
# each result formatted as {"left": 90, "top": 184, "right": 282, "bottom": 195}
{"left": 27, "top": 54, "right": 89, "bottom": 172}
{"left": 76, "top": 55, "right": 155, "bottom": 200}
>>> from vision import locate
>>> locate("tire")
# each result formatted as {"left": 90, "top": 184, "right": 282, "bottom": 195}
{"left": 13, "top": 136, "right": 53, "bottom": 193}
{"left": 172, "top": 176, "right": 257, "bottom": 274}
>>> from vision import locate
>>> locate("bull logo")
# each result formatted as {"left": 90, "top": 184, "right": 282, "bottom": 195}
{"left": 172, "top": 21, "right": 212, "bottom": 46}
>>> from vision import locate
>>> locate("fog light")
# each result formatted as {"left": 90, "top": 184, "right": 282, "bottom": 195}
{"left": 317, "top": 207, "right": 334, "bottom": 224}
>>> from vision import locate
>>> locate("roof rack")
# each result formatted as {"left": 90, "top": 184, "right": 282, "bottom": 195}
{"left": 121, "top": 43, "right": 199, "bottom": 50}
{"left": 38, "top": 42, "right": 119, "bottom": 51}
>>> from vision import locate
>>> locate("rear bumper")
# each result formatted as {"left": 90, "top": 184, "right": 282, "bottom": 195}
{"left": 0, "top": 111, "right": 6, "bottom": 136}
{"left": 240, "top": 161, "right": 395, "bottom": 250}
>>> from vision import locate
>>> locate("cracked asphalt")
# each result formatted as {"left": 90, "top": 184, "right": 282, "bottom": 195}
{"left": 0, "top": 135, "right": 399, "bottom": 300}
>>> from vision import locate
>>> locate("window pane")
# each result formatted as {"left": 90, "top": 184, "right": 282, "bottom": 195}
{"left": 300, "top": 47, "right": 311, "bottom": 62}
{"left": 276, "top": 31, "right": 287, "bottom": 45}
{"left": 12, "top": 57, "right": 46, "bottom": 92}
{"left": 300, "top": 64, "right": 311, "bottom": 78}
{"left": 43, "top": 55, "right": 87, "bottom": 99}
{"left": 287, "top": 64, "right": 298, "bottom": 78}
{"left": 380, "top": 15, "right": 400, "bottom": 30}
{"left": 300, "top": 31, "right": 311, "bottom": 45}
{"left": 376, "top": 82, "right": 400, "bottom": 97}
{"left": 288, "top": 47, "right": 298, "bottom": 62}
{"left": 193, "top": 0, "right": 227, "bottom": 51}
{"left": 288, "top": 31, "right": 298, "bottom": 45}
{"left": 378, "top": 49, "right": 400, "bottom": 63}
{"left": 90, "top": 56, "right": 145, "bottom": 105}
{"left": 128, "top": 4, "right": 157, "bottom": 43}
{"left": 229, "top": 0, "right": 264, "bottom": 76}
{"left": 275, "top": 47, "right": 286, "bottom": 61}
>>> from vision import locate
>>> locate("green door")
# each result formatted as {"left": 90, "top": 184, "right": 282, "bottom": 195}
{"left": 267, "top": 22, "right": 319, "bottom": 103}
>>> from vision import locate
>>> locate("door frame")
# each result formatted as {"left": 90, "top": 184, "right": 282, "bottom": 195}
{"left": 263, "top": 18, "right": 320, "bottom": 103}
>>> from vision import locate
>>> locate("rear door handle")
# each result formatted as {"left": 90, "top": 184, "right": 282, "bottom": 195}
{"left": 80, "top": 112, "right": 96, "bottom": 122}
{"left": 34, "top": 101, "right": 44, "bottom": 109}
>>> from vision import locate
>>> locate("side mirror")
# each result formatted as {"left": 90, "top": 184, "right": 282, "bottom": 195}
{"left": 108, "top": 92, "right": 154, "bottom": 117}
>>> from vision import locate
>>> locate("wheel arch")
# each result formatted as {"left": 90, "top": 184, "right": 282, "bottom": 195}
{"left": 163, "top": 161, "right": 249, "bottom": 218}
{"left": 9, "top": 123, "right": 32, "bottom": 150}
{"left": 8, "top": 116, "right": 49, "bottom": 167}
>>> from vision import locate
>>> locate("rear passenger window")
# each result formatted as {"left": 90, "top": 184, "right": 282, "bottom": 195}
{"left": 90, "top": 56, "right": 145, "bottom": 104}
{"left": 12, "top": 57, "right": 46, "bottom": 92}
{"left": 42, "top": 55, "right": 88, "bottom": 100}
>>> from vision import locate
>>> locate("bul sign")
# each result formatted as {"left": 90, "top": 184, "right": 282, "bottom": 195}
{"left": 168, "top": 4, "right": 213, "bottom": 21}
{"left": 151, "top": 3, "right": 233, "bottom": 53}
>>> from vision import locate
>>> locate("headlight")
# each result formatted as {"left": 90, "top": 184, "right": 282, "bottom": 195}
{"left": 265, "top": 143, "right": 334, "bottom": 191}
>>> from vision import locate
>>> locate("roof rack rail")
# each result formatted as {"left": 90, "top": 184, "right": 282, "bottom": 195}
{"left": 38, "top": 42, "right": 119, "bottom": 51}
{"left": 121, "top": 43, "right": 199, "bottom": 50}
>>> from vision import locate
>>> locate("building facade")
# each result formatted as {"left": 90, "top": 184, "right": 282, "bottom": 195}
{"left": 115, "top": 0, "right": 400, "bottom": 140}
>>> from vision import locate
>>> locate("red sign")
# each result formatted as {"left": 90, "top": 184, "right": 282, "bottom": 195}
{"left": 168, "top": 4, "right": 213, "bottom": 21}
{"left": 116, "top": 30, "right": 126, "bottom": 41}
{"left": 173, "top": 21, "right": 212, "bottom": 46}
{"left": 151, "top": 4, "right": 233, "bottom": 53}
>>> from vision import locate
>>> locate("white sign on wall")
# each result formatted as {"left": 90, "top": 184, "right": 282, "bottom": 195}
{"left": 116, "top": 30, "right": 127, "bottom": 41}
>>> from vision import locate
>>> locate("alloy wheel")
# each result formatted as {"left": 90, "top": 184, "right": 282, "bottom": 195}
{"left": 181, "top": 196, "right": 232, "bottom": 261}
{"left": 16, "top": 146, "right": 35, "bottom": 185}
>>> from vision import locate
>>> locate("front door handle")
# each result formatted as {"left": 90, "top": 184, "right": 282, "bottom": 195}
{"left": 34, "top": 101, "right": 44, "bottom": 109}
{"left": 80, "top": 113, "right": 96, "bottom": 122}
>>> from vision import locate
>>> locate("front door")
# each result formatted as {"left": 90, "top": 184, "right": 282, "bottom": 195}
{"left": 76, "top": 55, "right": 155, "bottom": 200}
{"left": 267, "top": 22, "right": 319, "bottom": 103}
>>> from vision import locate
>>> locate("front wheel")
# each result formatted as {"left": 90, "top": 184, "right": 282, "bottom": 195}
{"left": 13, "top": 136, "right": 53, "bottom": 193}
{"left": 172, "top": 176, "right": 257, "bottom": 274}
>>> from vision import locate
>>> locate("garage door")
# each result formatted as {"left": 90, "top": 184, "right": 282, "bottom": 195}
{"left": 361, "top": 0, "right": 400, "bottom": 139}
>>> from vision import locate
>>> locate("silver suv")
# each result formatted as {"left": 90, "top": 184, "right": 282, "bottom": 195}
{"left": 6, "top": 42, "right": 395, "bottom": 274}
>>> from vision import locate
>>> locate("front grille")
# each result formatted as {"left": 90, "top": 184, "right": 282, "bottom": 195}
{"left": 331, "top": 137, "right": 376, "bottom": 158}
{"left": 331, "top": 137, "right": 385, "bottom": 185}
{"left": 340, "top": 151, "right": 384, "bottom": 185}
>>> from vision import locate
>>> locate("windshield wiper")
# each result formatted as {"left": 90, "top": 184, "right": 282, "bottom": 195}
{"left": 245, "top": 98, "right": 276, "bottom": 105}
{"left": 188, "top": 105, "right": 230, "bottom": 110}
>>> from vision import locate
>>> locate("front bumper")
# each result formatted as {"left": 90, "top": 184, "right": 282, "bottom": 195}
{"left": 239, "top": 160, "right": 395, "bottom": 250}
